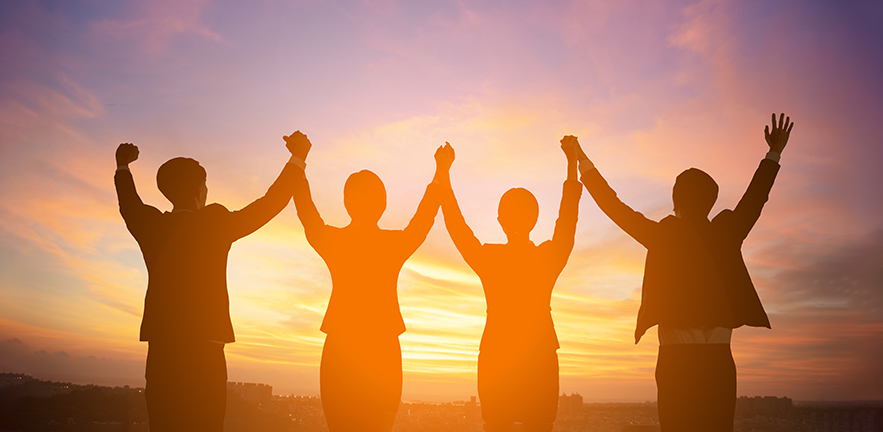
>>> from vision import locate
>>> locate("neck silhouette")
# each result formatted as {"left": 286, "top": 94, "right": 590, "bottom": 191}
{"left": 504, "top": 231, "right": 532, "bottom": 245}
{"left": 347, "top": 218, "right": 380, "bottom": 229}
{"left": 674, "top": 208, "right": 710, "bottom": 223}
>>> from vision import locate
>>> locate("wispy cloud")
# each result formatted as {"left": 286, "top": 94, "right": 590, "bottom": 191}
{"left": 90, "top": 0, "right": 224, "bottom": 54}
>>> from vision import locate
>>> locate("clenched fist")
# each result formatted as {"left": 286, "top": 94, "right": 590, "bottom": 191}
{"left": 116, "top": 143, "right": 139, "bottom": 168}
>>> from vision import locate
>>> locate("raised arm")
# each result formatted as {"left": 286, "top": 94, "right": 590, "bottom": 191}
{"left": 400, "top": 144, "right": 449, "bottom": 254}
{"left": 285, "top": 131, "right": 332, "bottom": 254}
{"left": 436, "top": 143, "right": 484, "bottom": 268}
{"left": 724, "top": 113, "right": 793, "bottom": 240}
{"left": 223, "top": 134, "right": 307, "bottom": 241}
{"left": 574, "top": 138, "right": 659, "bottom": 249}
{"left": 114, "top": 143, "right": 162, "bottom": 239}
{"left": 551, "top": 136, "right": 583, "bottom": 255}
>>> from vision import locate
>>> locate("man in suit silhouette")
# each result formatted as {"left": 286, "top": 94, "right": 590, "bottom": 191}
{"left": 114, "top": 136, "right": 309, "bottom": 431}
{"left": 437, "top": 139, "right": 582, "bottom": 432}
{"left": 574, "top": 114, "right": 794, "bottom": 431}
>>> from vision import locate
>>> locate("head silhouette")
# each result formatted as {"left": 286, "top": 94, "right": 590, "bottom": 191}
{"left": 344, "top": 170, "right": 387, "bottom": 225}
{"left": 497, "top": 188, "right": 539, "bottom": 238}
{"left": 157, "top": 157, "right": 207, "bottom": 209}
{"left": 672, "top": 168, "right": 718, "bottom": 220}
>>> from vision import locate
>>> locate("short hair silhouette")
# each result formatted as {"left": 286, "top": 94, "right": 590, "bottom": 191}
{"left": 497, "top": 187, "right": 539, "bottom": 236}
{"left": 156, "top": 157, "right": 206, "bottom": 206}
{"left": 672, "top": 168, "right": 719, "bottom": 218}
{"left": 343, "top": 170, "right": 387, "bottom": 224}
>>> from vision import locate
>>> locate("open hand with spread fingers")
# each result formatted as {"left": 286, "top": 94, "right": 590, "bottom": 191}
{"left": 765, "top": 113, "right": 794, "bottom": 154}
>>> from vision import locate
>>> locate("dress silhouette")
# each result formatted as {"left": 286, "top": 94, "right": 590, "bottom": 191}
{"left": 114, "top": 139, "right": 304, "bottom": 432}
{"left": 287, "top": 132, "right": 448, "bottom": 432}
{"left": 573, "top": 114, "right": 794, "bottom": 432}
{"left": 437, "top": 141, "right": 581, "bottom": 432}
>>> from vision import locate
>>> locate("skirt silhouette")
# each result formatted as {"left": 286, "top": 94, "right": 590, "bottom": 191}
{"left": 478, "top": 346, "right": 559, "bottom": 431}
{"left": 320, "top": 333, "right": 402, "bottom": 432}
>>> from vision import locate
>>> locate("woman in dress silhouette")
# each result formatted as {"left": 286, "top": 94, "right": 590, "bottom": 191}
{"left": 437, "top": 139, "right": 582, "bottom": 432}
{"left": 286, "top": 131, "right": 451, "bottom": 432}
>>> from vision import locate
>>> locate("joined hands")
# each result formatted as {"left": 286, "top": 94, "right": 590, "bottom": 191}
{"left": 283, "top": 131, "right": 312, "bottom": 161}
{"left": 435, "top": 142, "right": 455, "bottom": 171}
{"left": 560, "top": 135, "right": 580, "bottom": 162}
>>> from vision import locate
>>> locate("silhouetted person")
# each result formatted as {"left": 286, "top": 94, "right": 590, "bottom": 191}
{"left": 286, "top": 131, "right": 448, "bottom": 432}
{"left": 114, "top": 137, "right": 308, "bottom": 432}
{"left": 437, "top": 140, "right": 582, "bottom": 432}
{"left": 574, "top": 114, "right": 795, "bottom": 432}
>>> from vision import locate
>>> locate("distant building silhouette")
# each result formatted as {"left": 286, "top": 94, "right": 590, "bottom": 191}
{"left": 736, "top": 395, "right": 792, "bottom": 417}
{"left": 227, "top": 382, "right": 273, "bottom": 406}
{"left": 0, "top": 373, "right": 33, "bottom": 388}
{"left": 465, "top": 396, "right": 480, "bottom": 425}
{"left": 558, "top": 393, "right": 583, "bottom": 418}
{"left": 8, "top": 376, "right": 879, "bottom": 432}
{"left": 794, "top": 401, "right": 883, "bottom": 432}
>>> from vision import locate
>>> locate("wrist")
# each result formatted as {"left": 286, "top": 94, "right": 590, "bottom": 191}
{"left": 578, "top": 159, "right": 595, "bottom": 175}
{"left": 764, "top": 151, "right": 781, "bottom": 163}
{"left": 288, "top": 154, "right": 307, "bottom": 170}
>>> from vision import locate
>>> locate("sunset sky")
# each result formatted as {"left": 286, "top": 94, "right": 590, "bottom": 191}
{"left": 1, "top": 0, "right": 881, "bottom": 402}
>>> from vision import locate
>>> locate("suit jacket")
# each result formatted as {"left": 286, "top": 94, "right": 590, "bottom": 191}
{"left": 115, "top": 164, "right": 298, "bottom": 343}
{"left": 581, "top": 159, "right": 779, "bottom": 343}
{"left": 291, "top": 174, "right": 440, "bottom": 337}
{"left": 442, "top": 180, "right": 582, "bottom": 352}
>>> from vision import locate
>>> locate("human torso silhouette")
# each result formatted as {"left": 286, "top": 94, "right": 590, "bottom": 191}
{"left": 580, "top": 160, "right": 777, "bottom": 342}
{"left": 135, "top": 206, "right": 237, "bottom": 342}
{"left": 444, "top": 181, "right": 581, "bottom": 351}
{"left": 466, "top": 239, "right": 570, "bottom": 351}
{"left": 116, "top": 166, "right": 298, "bottom": 342}
{"left": 309, "top": 224, "right": 427, "bottom": 336}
